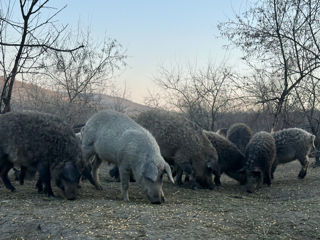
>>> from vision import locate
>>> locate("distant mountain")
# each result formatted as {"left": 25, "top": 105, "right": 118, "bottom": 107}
{"left": 94, "top": 93, "right": 150, "bottom": 116}
{"left": 0, "top": 77, "right": 150, "bottom": 115}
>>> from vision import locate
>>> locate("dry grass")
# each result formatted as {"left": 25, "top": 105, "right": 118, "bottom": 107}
{"left": 1, "top": 160, "right": 320, "bottom": 240}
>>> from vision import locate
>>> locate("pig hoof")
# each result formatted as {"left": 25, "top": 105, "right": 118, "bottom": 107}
{"left": 177, "top": 181, "right": 183, "bottom": 186}
{"left": 298, "top": 171, "right": 306, "bottom": 179}
{"left": 47, "top": 193, "right": 55, "bottom": 198}
{"left": 214, "top": 179, "right": 221, "bottom": 186}
{"left": 95, "top": 185, "right": 103, "bottom": 190}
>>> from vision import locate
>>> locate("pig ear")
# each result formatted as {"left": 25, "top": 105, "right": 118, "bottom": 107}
{"left": 62, "top": 161, "right": 80, "bottom": 182}
{"left": 164, "top": 162, "right": 175, "bottom": 184}
{"left": 143, "top": 162, "right": 158, "bottom": 182}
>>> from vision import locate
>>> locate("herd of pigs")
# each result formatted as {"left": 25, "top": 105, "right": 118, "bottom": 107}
{"left": 0, "top": 109, "right": 316, "bottom": 204}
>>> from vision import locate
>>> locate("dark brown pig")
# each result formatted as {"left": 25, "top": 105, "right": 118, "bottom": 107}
{"left": 227, "top": 123, "right": 252, "bottom": 154}
{"left": 0, "top": 111, "right": 86, "bottom": 200}
{"left": 136, "top": 110, "right": 219, "bottom": 190}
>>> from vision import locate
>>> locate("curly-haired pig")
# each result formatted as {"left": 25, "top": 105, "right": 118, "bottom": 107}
{"left": 271, "top": 128, "right": 315, "bottom": 179}
{"left": 136, "top": 110, "right": 219, "bottom": 190}
{"left": 227, "top": 123, "right": 252, "bottom": 154}
{"left": 203, "top": 131, "right": 246, "bottom": 185}
{"left": 243, "top": 131, "right": 276, "bottom": 193}
{"left": 0, "top": 111, "right": 87, "bottom": 200}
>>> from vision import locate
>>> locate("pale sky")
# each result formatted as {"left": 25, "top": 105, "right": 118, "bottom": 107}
{"left": 53, "top": 0, "right": 247, "bottom": 104}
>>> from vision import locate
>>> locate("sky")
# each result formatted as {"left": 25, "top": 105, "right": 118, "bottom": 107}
{"left": 52, "top": 0, "right": 248, "bottom": 104}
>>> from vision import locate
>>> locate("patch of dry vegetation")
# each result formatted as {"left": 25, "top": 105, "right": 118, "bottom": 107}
{"left": 1, "top": 161, "right": 320, "bottom": 240}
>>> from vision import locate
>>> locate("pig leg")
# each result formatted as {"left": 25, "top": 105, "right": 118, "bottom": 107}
{"left": 81, "top": 147, "right": 100, "bottom": 188}
{"left": 38, "top": 164, "right": 54, "bottom": 197}
{"left": 298, "top": 156, "right": 309, "bottom": 179}
{"left": 214, "top": 175, "right": 221, "bottom": 186}
{"left": 214, "top": 169, "right": 222, "bottom": 186}
{"left": 271, "top": 160, "right": 278, "bottom": 179}
{"left": 264, "top": 163, "right": 273, "bottom": 186}
{"left": 92, "top": 155, "right": 103, "bottom": 190}
{"left": 81, "top": 165, "right": 96, "bottom": 187}
{"left": 184, "top": 174, "right": 190, "bottom": 182}
{"left": 160, "top": 189, "right": 165, "bottom": 203}
{"left": 173, "top": 151, "right": 192, "bottom": 186}
{"left": 187, "top": 170, "right": 198, "bottom": 190}
{"left": 119, "top": 166, "right": 130, "bottom": 201}
{"left": 180, "top": 162, "right": 197, "bottom": 189}
{"left": 35, "top": 178, "right": 43, "bottom": 193}
{"left": 175, "top": 167, "right": 184, "bottom": 186}
{"left": 263, "top": 170, "right": 272, "bottom": 186}
{"left": 43, "top": 176, "right": 54, "bottom": 197}
{"left": 0, "top": 161, "right": 15, "bottom": 192}
{"left": 257, "top": 175, "right": 263, "bottom": 189}
{"left": 13, "top": 168, "right": 20, "bottom": 181}
{"left": 19, "top": 166, "right": 27, "bottom": 185}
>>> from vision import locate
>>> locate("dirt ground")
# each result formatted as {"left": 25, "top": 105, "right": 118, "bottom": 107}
{"left": 1, "top": 160, "right": 320, "bottom": 240}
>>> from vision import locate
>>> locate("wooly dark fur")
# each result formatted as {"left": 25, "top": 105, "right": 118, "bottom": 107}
{"left": 136, "top": 110, "right": 219, "bottom": 190}
{"left": 0, "top": 111, "right": 84, "bottom": 200}
{"left": 227, "top": 123, "right": 253, "bottom": 154}
{"left": 271, "top": 128, "right": 315, "bottom": 179}
{"left": 203, "top": 131, "right": 246, "bottom": 185}
{"left": 244, "top": 131, "right": 276, "bottom": 193}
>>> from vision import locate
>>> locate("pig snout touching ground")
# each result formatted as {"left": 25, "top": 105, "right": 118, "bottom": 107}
{"left": 0, "top": 111, "right": 84, "bottom": 200}
{"left": 81, "top": 110, "right": 174, "bottom": 204}
{"left": 243, "top": 131, "right": 276, "bottom": 193}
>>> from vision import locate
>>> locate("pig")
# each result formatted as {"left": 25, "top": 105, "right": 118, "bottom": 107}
{"left": 81, "top": 110, "right": 174, "bottom": 204}
{"left": 227, "top": 123, "right": 253, "bottom": 154}
{"left": 0, "top": 111, "right": 87, "bottom": 200}
{"left": 271, "top": 128, "right": 316, "bottom": 179}
{"left": 243, "top": 131, "right": 276, "bottom": 193}
{"left": 136, "top": 110, "right": 219, "bottom": 190}
{"left": 203, "top": 131, "right": 246, "bottom": 185}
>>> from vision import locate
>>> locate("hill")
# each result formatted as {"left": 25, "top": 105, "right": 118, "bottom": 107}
{"left": 0, "top": 77, "right": 149, "bottom": 115}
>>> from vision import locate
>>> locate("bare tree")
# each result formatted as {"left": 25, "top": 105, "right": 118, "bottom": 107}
{"left": 0, "top": 0, "right": 84, "bottom": 113}
{"left": 154, "top": 63, "right": 238, "bottom": 130}
{"left": 43, "top": 26, "right": 127, "bottom": 104}
{"left": 107, "top": 81, "right": 131, "bottom": 113}
{"left": 218, "top": 0, "right": 320, "bottom": 130}
{"left": 10, "top": 77, "right": 100, "bottom": 127}
{"left": 144, "top": 90, "right": 163, "bottom": 109}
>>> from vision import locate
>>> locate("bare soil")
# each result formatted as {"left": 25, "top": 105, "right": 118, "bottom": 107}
{"left": 1, "top": 160, "right": 320, "bottom": 240}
